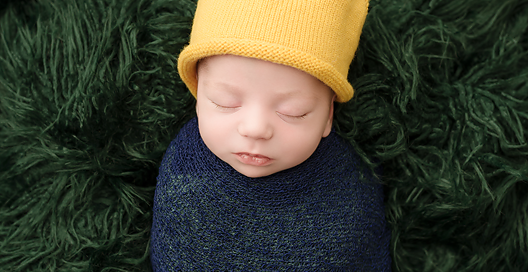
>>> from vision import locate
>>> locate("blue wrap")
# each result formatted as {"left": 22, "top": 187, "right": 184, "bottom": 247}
{"left": 150, "top": 117, "right": 392, "bottom": 271}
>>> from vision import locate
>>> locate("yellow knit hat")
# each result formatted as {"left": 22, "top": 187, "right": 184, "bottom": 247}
{"left": 177, "top": 0, "right": 369, "bottom": 103}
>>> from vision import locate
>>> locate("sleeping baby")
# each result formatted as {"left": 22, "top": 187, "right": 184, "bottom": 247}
{"left": 150, "top": 0, "right": 392, "bottom": 270}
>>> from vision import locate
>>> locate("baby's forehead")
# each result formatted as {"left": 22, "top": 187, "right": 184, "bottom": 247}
{"left": 198, "top": 55, "right": 335, "bottom": 100}
{"left": 204, "top": 78, "right": 334, "bottom": 103}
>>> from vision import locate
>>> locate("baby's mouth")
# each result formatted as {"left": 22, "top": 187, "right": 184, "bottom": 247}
{"left": 235, "top": 153, "right": 273, "bottom": 166}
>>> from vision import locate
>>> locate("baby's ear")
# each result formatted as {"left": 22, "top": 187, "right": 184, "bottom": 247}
{"left": 322, "top": 94, "right": 336, "bottom": 137}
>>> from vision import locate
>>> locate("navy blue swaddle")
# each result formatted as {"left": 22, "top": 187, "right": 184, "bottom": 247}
{"left": 150, "top": 117, "right": 392, "bottom": 271}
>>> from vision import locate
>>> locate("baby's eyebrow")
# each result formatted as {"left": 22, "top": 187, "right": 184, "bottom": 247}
{"left": 278, "top": 89, "right": 309, "bottom": 97}
{"left": 204, "top": 80, "right": 320, "bottom": 102}
{"left": 276, "top": 90, "right": 320, "bottom": 102}
{"left": 205, "top": 81, "right": 242, "bottom": 95}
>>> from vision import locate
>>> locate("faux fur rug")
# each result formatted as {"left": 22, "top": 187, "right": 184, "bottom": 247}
{"left": 1, "top": 0, "right": 527, "bottom": 271}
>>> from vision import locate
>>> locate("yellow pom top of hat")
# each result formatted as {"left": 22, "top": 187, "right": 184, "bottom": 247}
{"left": 177, "top": 0, "right": 369, "bottom": 103}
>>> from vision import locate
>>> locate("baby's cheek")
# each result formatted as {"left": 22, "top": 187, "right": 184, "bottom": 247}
{"left": 284, "top": 135, "right": 319, "bottom": 165}
{"left": 199, "top": 116, "right": 232, "bottom": 154}
{"left": 197, "top": 117, "right": 216, "bottom": 143}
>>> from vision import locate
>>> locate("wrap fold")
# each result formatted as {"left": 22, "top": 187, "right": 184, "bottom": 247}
{"left": 150, "top": 117, "right": 391, "bottom": 271}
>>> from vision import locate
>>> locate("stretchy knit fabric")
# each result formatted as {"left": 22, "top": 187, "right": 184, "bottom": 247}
{"left": 150, "top": 117, "right": 392, "bottom": 271}
{"left": 178, "top": 0, "right": 369, "bottom": 102}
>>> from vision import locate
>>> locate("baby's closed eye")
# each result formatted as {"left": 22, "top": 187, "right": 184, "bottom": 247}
{"left": 210, "top": 100, "right": 240, "bottom": 112}
{"left": 276, "top": 111, "right": 308, "bottom": 121}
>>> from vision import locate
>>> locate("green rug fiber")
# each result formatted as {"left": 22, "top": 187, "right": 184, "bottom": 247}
{"left": 1, "top": 0, "right": 527, "bottom": 271}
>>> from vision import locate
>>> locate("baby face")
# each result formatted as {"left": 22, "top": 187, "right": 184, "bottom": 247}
{"left": 196, "top": 55, "right": 335, "bottom": 178}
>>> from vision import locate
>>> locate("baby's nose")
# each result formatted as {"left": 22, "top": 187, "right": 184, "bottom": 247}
{"left": 237, "top": 111, "right": 273, "bottom": 140}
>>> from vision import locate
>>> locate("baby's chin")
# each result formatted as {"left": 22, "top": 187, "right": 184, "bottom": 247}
{"left": 227, "top": 156, "right": 309, "bottom": 178}
{"left": 231, "top": 164, "right": 281, "bottom": 178}
{"left": 224, "top": 158, "right": 293, "bottom": 178}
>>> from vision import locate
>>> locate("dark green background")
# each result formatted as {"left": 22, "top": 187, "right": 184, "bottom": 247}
{"left": 1, "top": 0, "right": 527, "bottom": 271}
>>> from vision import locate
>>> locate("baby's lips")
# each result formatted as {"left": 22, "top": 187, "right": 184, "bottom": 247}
{"left": 234, "top": 152, "right": 273, "bottom": 166}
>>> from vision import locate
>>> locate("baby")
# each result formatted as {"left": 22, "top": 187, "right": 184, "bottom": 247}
{"left": 195, "top": 54, "right": 335, "bottom": 178}
{"left": 150, "top": 0, "right": 392, "bottom": 270}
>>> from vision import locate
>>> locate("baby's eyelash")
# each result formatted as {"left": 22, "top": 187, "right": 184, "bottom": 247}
{"left": 213, "top": 102, "right": 227, "bottom": 109}
{"left": 211, "top": 101, "right": 238, "bottom": 110}
{"left": 289, "top": 113, "right": 307, "bottom": 119}
{"left": 278, "top": 112, "right": 307, "bottom": 120}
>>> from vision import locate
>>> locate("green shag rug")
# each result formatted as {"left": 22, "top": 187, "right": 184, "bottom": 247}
{"left": 1, "top": 0, "right": 527, "bottom": 271}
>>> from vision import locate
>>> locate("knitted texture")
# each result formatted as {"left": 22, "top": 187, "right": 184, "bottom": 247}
{"left": 177, "top": 0, "right": 369, "bottom": 102}
{"left": 150, "top": 117, "right": 391, "bottom": 271}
